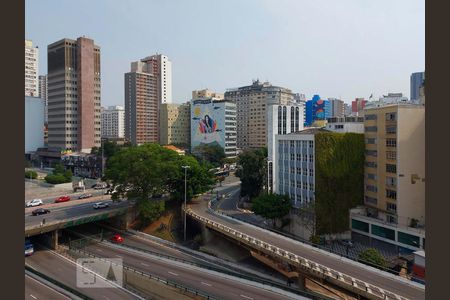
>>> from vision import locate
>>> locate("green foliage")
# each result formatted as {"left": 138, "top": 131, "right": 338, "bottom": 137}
{"left": 193, "top": 144, "right": 226, "bottom": 167}
{"left": 223, "top": 157, "right": 237, "bottom": 165}
{"left": 251, "top": 193, "right": 290, "bottom": 225}
{"left": 410, "top": 218, "right": 419, "bottom": 228}
{"left": 44, "top": 174, "right": 70, "bottom": 184}
{"left": 358, "top": 248, "right": 386, "bottom": 268}
{"left": 53, "top": 164, "right": 65, "bottom": 175}
{"left": 235, "top": 148, "right": 267, "bottom": 199}
{"left": 138, "top": 200, "right": 165, "bottom": 226}
{"left": 25, "top": 170, "right": 37, "bottom": 179}
{"left": 309, "top": 235, "right": 322, "bottom": 245}
{"left": 314, "top": 132, "right": 365, "bottom": 235}
{"left": 64, "top": 169, "right": 73, "bottom": 181}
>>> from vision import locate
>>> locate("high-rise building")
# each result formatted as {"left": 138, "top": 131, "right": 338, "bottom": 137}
{"left": 25, "top": 96, "right": 45, "bottom": 153}
{"left": 25, "top": 40, "right": 39, "bottom": 97}
{"left": 224, "top": 80, "right": 294, "bottom": 149}
{"left": 191, "top": 95, "right": 237, "bottom": 157}
{"left": 305, "top": 95, "right": 331, "bottom": 126}
{"left": 344, "top": 103, "right": 352, "bottom": 116}
{"left": 351, "top": 98, "right": 367, "bottom": 116}
{"left": 47, "top": 37, "right": 101, "bottom": 153}
{"left": 159, "top": 102, "right": 191, "bottom": 147}
{"left": 101, "top": 106, "right": 125, "bottom": 139}
{"left": 410, "top": 72, "right": 425, "bottom": 101}
{"left": 267, "top": 103, "right": 304, "bottom": 193}
{"left": 350, "top": 104, "right": 425, "bottom": 253}
{"left": 39, "top": 75, "right": 48, "bottom": 124}
{"left": 328, "top": 98, "right": 345, "bottom": 118}
{"left": 125, "top": 59, "right": 159, "bottom": 145}
{"left": 294, "top": 93, "right": 307, "bottom": 123}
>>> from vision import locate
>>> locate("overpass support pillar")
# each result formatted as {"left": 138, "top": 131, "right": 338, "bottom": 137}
{"left": 48, "top": 229, "right": 59, "bottom": 250}
{"left": 297, "top": 273, "right": 305, "bottom": 290}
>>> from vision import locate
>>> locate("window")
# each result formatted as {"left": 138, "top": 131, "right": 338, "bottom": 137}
{"left": 386, "top": 164, "right": 396, "bottom": 173}
{"left": 365, "top": 150, "right": 377, "bottom": 157}
{"left": 386, "top": 202, "right": 397, "bottom": 213}
{"left": 398, "top": 232, "right": 420, "bottom": 247}
{"left": 352, "top": 219, "right": 369, "bottom": 232}
{"left": 365, "top": 126, "right": 377, "bottom": 132}
{"left": 371, "top": 224, "right": 395, "bottom": 240}
{"left": 386, "top": 112, "right": 397, "bottom": 121}
{"left": 365, "top": 196, "right": 377, "bottom": 205}
{"left": 386, "top": 151, "right": 396, "bottom": 160}
{"left": 366, "top": 138, "right": 377, "bottom": 144}
{"left": 386, "top": 189, "right": 397, "bottom": 200}
{"left": 386, "top": 177, "right": 397, "bottom": 187}
{"left": 366, "top": 185, "right": 377, "bottom": 192}
{"left": 386, "top": 125, "right": 397, "bottom": 134}
{"left": 386, "top": 215, "right": 398, "bottom": 224}
{"left": 365, "top": 114, "right": 377, "bottom": 120}
{"left": 365, "top": 161, "right": 377, "bottom": 168}
{"left": 334, "top": 124, "right": 344, "bottom": 129}
{"left": 367, "top": 173, "right": 377, "bottom": 180}
{"left": 386, "top": 139, "right": 397, "bottom": 147}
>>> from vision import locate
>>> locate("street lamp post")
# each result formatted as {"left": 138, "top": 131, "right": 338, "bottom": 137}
{"left": 182, "top": 165, "right": 190, "bottom": 242}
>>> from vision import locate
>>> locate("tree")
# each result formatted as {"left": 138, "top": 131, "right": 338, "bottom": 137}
{"left": 235, "top": 147, "right": 267, "bottom": 199}
{"left": 358, "top": 248, "right": 386, "bottom": 269}
{"left": 44, "top": 164, "right": 71, "bottom": 184}
{"left": 138, "top": 199, "right": 165, "bottom": 226}
{"left": 251, "top": 193, "right": 291, "bottom": 227}
{"left": 193, "top": 144, "right": 226, "bottom": 167}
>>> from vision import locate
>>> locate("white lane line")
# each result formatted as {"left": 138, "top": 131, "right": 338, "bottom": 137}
{"left": 115, "top": 255, "right": 122, "bottom": 258}
{"left": 240, "top": 295, "right": 253, "bottom": 300}
{"left": 30, "top": 295, "right": 37, "bottom": 299}
{"left": 97, "top": 249, "right": 103, "bottom": 252}
{"left": 26, "top": 275, "right": 70, "bottom": 300}
{"left": 141, "top": 263, "right": 150, "bottom": 267}
{"left": 201, "top": 282, "right": 212, "bottom": 287}
{"left": 168, "top": 271, "right": 179, "bottom": 276}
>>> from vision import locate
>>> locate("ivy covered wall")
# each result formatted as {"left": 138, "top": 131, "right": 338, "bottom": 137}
{"left": 314, "top": 132, "right": 365, "bottom": 235}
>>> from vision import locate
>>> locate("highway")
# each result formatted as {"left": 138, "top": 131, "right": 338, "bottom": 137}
{"left": 82, "top": 242, "right": 308, "bottom": 300}
{"left": 25, "top": 274, "right": 71, "bottom": 300}
{"left": 190, "top": 178, "right": 425, "bottom": 300}
{"left": 25, "top": 189, "right": 107, "bottom": 206}
{"left": 25, "top": 249, "right": 140, "bottom": 300}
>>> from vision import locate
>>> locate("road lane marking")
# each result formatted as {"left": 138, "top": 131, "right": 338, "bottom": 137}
{"left": 240, "top": 295, "right": 253, "bottom": 300}
{"left": 97, "top": 249, "right": 103, "bottom": 252}
{"left": 30, "top": 295, "right": 37, "bottom": 299}
{"left": 168, "top": 271, "right": 178, "bottom": 276}
{"left": 201, "top": 282, "right": 212, "bottom": 287}
{"left": 141, "top": 263, "right": 150, "bottom": 267}
{"left": 115, "top": 255, "right": 122, "bottom": 258}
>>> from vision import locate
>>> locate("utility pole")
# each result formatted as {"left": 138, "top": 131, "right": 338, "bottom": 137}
{"left": 182, "top": 165, "right": 190, "bottom": 242}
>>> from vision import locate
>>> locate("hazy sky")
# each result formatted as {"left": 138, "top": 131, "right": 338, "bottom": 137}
{"left": 26, "top": 0, "right": 424, "bottom": 105}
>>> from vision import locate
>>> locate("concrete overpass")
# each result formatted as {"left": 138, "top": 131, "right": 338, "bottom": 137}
{"left": 185, "top": 194, "right": 425, "bottom": 300}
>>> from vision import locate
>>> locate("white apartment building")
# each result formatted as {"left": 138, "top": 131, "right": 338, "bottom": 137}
{"left": 267, "top": 104, "right": 304, "bottom": 193}
{"left": 326, "top": 116, "right": 365, "bottom": 133}
{"left": 101, "top": 106, "right": 125, "bottom": 139}
{"left": 25, "top": 40, "right": 39, "bottom": 97}
{"left": 39, "top": 75, "right": 48, "bottom": 124}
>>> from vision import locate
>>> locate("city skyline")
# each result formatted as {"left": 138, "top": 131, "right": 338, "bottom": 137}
{"left": 26, "top": 0, "right": 424, "bottom": 106}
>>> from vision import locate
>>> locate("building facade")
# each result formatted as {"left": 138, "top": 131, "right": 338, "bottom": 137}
{"left": 328, "top": 98, "right": 345, "bottom": 118}
{"left": 192, "top": 89, "right": 224, "bottom": 100}
{"left": 267, "top": 104, "right": 304, "bottom": 193}
{"left": 326, "top": 116, "right": 364, "bottom": 133}
{"left": 47, "top": 37, "right": 101, "bottom": 153}
{"left": 38, "top": 75, "right": 48, "bottom": 124}
{"left": 25, "top": 96, "right": 45, "bottom": 153}
{"left": 101, "top": 106, "right": 125, "bottom": 139}
{"left": 159, "top": 102, "right": 191, "bottom": 147}
{"left": 224, "top": 80, "right": 295, "bottom": 150}
{"left": 191, "top": 97, "right": 237, "bottom": 157}
{"left": 350, "top": 104, "right": 425, "bottom": 253}
{"left": 305, "top": 95, "right": 331, "bottom": 126}
{"left": 351, "top": 98, "right": 367, "bottom": 116}
{"left": 410, "top": 72, "right": 425, "bottom": 102}
{"left": 125, "top": 59, "right": 159, "bottom": 145}
{"left": 25, "top": 40, "right": 39, "bottom": 97}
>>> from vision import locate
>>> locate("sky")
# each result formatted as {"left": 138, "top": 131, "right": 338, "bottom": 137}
{"left": 25, "top": 0, "right": 424, "bottom": 106}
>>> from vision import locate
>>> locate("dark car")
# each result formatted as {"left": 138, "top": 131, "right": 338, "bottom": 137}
{"left": 78, "top": 193, "right": 93, "bottom": 199}
{"left": 31, "top": 208, "right": 50, "bottom": 216}
{"left": 55, "top": 195, "right": 71, "bottom": 203}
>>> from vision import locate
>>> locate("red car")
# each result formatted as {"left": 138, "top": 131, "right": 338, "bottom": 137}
{"left": 111, "top": 234, "right": 124, "bottom": 244}
{"left": 55, "top": 195, "right": 71, "bottom": 203}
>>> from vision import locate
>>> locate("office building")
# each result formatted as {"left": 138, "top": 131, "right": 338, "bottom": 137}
{"left": 351, "top": 98, "right": 367, "bottom": 116}
{"left": 192, "top": 89, "right": 224, "bottom": 100}
{"left": 39, "top": 75, "right": 48, "bottom": 124}
{"left": 159, "top": 102, "right": 191, "bottom": 147}
{"left": 274, "top": 129, "right": 364, "bottom": 239}
{"left": 191, "top": 95, "right": 237, "bottom": 157}
{"left": 224, "top": 80, "right": 294, "bottom": 149}
{"left": 328, "top": 98, "right": 345, "bottom": 118}
{"left": 125, "top": 58, "right": 159, "bottom": 145}
{"left": 410, "top": 72, "right": 425, "bottom": 102}
{"left": 305, "top": 95, "right": 331, "bottom": 126}
{"left": 101, "top": 106, "right": 125, "bottom": 139}
{"left": 267, "top": 103, "right": 304, "bottom": 193}
{"left": 47, "top": 37, "right": 101, "bottom": 153}
{"left": 25, "top": 40, "right": 39, "bottom": 97}
{"left": 25, "top": 96, "right": 45, "bottom": 153}
{"left": 350, "top": 104, "right": 425, "bottom": 253}
{"left": 326, "top": 116, "right": 364, "bottom": 133}
{"left": 344, "top": 103, "right": 352, "bottom": 116}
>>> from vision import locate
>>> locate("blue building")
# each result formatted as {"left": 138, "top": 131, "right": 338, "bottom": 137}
{"left": 305, "top": 95, "right": 331, "bottom": 126}
{"left": 410, "top": 72, "right": 425, "bottom": 101}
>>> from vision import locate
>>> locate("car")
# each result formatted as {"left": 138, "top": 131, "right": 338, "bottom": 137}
{"left": 93, "top": 202, "right": 109, "bottom": 209}
{"left": 339, "top": 239, "right": 355, "bottom": 248}
{"left": 110, "top": 234, "right": 124, "bottom": 243}
{"left": 93, "top": 183, "right": 108, "bottom": 189}
{"left": 26, "top": 199, "right": 43, "bottom": 207}
{"left": 31, "top": 208, "right": 50, "bottom": 216}
{"left": 25, "top": 239, "right": 34, "bottom": 256}
{"left": 78, "top": 193, "right": 93, "bottom": 199}
{"left": 55, "top": 195, "right": 71, "bottom": 203}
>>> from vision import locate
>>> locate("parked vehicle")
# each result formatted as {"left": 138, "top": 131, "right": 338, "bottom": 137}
{"left": 110, "top": 234, "right": 124, "bottom": 243}
{"left": 31, "top": 208, "right": 50, "bottom": 216}
{"left": 78, "top": 193, "right": 93, "bottom": 199}
{"left": 25, "top": 239, "right": 34, "bottom": 256}
{"left": 93, "top": 202, "right": 109, "bottom": 209}
{"left": 26, "top": 199, "right": 43, "bottom": 207}
{"left": 55, "top": 195, "right": 71, "bottom": 203}
{"left": 93, "top": 182, "right": 108, "bottom": 189}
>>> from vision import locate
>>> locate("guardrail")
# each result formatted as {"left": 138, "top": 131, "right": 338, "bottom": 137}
{"left": 185, "top": 206, "right": 411, "bottom": 300}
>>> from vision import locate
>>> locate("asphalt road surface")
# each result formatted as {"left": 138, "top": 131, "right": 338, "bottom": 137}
{"left": 25, "top": 274, "right": 71, "bottom": 300}
{"left": 25, "top": 250, "right": 139, "bottom": 300}
{"left": 84, "top": 242, "right": 308, "bottom": 300}
{"left": 191, "top": 187, "right": 425, "bottom": 300}
{"left": 25, "top": 190, "right": 106, "bottom": 205}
